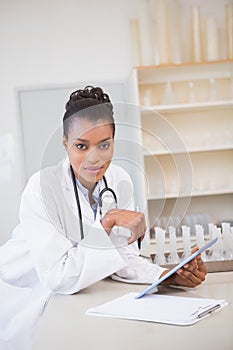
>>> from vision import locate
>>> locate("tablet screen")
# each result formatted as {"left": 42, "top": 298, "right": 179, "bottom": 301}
{"left": 135, "top": 237, "right": 218, "bottom": 299}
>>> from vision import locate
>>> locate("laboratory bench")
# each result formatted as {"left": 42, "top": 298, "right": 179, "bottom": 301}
{"left": 33, "top": 271, "right": 233, "bottom": 350}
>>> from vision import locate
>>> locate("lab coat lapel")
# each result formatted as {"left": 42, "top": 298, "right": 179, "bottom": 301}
{"left": 59, "top": 158, "right": 92, "bottom": 218}
{"left": 58, "top": 158, "right": 98, "bottom": 242}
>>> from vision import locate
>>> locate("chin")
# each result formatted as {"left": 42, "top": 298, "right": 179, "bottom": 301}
{"left": 82, "top": 172, "right": 103, "bottom": 184}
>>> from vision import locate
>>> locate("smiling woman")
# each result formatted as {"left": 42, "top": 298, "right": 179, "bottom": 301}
{"left": 0, "top": 86, "right": 207, "bottom": 350}
{"left": 61, "top": 86, "right": 147, "bottom": 240}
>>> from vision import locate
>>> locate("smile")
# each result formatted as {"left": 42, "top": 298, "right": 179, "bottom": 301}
{"left": 84, "top": 166, "right": 104, "bottom": 173}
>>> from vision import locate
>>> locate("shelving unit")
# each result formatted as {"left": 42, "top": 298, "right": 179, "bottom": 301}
{"left": 131, "top": 60, "right": 233, "bottom": 244}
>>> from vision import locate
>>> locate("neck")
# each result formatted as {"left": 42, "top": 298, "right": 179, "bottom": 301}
{"left": 70, "top": 165, "right": 96, "bottom": 193}
{"left": 78, "top": 175, "right": 97, "bottom": 193}
{"left": 79, "top": 178, "right": 97, "bottom": 206}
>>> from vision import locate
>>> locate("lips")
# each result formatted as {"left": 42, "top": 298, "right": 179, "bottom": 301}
{"left": 84, "top": 166, "right": 104, "bottom": 173}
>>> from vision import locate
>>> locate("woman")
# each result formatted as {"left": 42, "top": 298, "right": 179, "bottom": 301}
{"left": 0, "top": 86, "right": 206, "bottom": 349}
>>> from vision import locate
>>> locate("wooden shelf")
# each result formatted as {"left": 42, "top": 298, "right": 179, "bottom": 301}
{"left": 143, "top": 144, "right": 233, "bottom": 156}
{"left": 136, "top": 60, "right": 233, "bottom": 84}
{"left": 158, "top": 259, "right": 233, "bottom": 273}
{"left": 141, "top": 100, "right": 233, "bottom": 114}
{"left": 147, "top": 188, "right": 233, "bottom": 200}
{"left": 135, "top": 59, "right": 233, "bottom": 71}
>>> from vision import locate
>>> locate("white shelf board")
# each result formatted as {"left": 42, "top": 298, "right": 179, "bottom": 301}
{"left": 147, "top": 188, "right": 233, "bottom": 200}
{"left": 136, "top": 60, "right": 233, "bottom": 84}
{"left": 143, "top": 144, "right": 233, "bottom": 156}
{"left": 141, "top": 100, "right": 233, "bottom": 114}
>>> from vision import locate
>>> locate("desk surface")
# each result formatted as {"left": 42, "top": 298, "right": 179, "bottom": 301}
{"left": 34, "top": 272, "right": 233, "bottom": 350}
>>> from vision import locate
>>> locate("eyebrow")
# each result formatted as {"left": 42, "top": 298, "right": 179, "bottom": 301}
{"left": 74, "top": 137, "right": 112, "bottom": 143}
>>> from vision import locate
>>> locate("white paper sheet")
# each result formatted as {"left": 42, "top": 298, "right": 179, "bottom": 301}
{"left": 87, "top": 292, "right": 228, "bottom": 326}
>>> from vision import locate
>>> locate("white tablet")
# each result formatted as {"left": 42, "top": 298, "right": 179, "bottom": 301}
{"left": 135, "top": 237, "right": 218, "bottom": 299}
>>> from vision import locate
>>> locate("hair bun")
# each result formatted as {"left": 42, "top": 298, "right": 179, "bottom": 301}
{"left": 65, "top": 85, "right": 112, "bottom": 112}
{"left": 63, "top": 85, "right": 115, "bottom": 138}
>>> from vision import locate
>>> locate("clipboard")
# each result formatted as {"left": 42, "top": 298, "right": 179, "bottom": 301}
{"left": 135, "top": 237, "right": 218, "bottom": 299}
{"left": 86, "top": 292, "right": 228, "bottom": 326}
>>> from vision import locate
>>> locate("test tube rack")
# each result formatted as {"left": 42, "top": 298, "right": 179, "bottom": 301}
{"left": 150, "top": 222, "right": 233, "bottom": 273}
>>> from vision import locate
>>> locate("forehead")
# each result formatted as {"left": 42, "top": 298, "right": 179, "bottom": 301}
{"left": 68, "top": 118, "right": 113, "bottom": 140}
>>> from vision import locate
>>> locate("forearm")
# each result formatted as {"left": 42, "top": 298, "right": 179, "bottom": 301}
{"left": 23, "top": 217, "right": 126, "bottom": 294}
{"left": 111, "top": 239, "right": 167, "bottom": 284}
{"left": 44, "top": 242, "right": 126, "bottom": 294}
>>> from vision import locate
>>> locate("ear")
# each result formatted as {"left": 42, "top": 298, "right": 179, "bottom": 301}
{"left": 63, "top": 136, "right": 68, "bottom": 150}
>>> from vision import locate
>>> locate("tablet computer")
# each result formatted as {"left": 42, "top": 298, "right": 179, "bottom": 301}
{"left": 135, "top": 237, "right": 218, "bottom": 299}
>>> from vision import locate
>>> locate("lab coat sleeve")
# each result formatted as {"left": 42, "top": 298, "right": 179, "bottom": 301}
{"left": 109, "top": 167, "right": 167, "bottom": 284}
{"left": 19, "top": 176, "right": 127, "bottom": 295}
{"left": 111, "top": 241, "right": 167, "bottom": 284}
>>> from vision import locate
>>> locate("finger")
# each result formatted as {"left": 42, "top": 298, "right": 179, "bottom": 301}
{"left": 127, "top": 230, "right": 145, "bottom": 245}
{"left": 191, "top": 246, "right": 207, "bottom": 274}
{"left": 183, "top": 260, "right": 204, "bottom": 277}
{"left": 140, "top": 233, "right": 145, "bottom": 241}
{"left": 196, "top": 254, "right": 207, "bottom": 274}
{"left": 136, "top": 234, "right": 145, "bottom": 247}
{"left": 177, "top": 261, "right": 197, "bottom": 276}
{"left": 127, "top": 236, "right": 136, "bottom": 245}
{"left": 191, "top": 246, "right": 199, "bottom": 254}
{"left": 127, "top": 231, "right": 140, "bottom": 245}
{"left": 176, "top": 269, "right": 203, "bottom": 287}
{"left": 185, "top": 265, "right": 206, "bottom": 281}
{"left": 177, "top": 262, "right": 198, "bottom": 277}
{"left": 184, "top": 258, "right": 198, "bottom": 269}
{"left": 178, "top": 264, "right": 206, "bottom": 283}
{"left": 186, "top": 246, "right": 206, "bottom": 270}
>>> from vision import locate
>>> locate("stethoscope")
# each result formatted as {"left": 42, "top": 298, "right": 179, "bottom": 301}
{"left": 70, "top": 164, "right": 117, "bottom": 240}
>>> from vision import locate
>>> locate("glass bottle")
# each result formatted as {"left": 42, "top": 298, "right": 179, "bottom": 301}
{"left": 161, "top": 80, "right": 176, "bottom": 105}
{"left": 187, "top": 81, "right": 196, "bottom": 103}
{"left": 209, "top": 78, "right": 218, "bottom": 102}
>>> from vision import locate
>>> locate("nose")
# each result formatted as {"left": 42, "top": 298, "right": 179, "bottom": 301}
{"left": 85, "top": 146, "right": 100, "bottom": 163}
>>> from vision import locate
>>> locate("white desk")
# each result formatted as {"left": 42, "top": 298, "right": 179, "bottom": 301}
{"left": 34, "top": 272, "right": 233, "bottom": 350}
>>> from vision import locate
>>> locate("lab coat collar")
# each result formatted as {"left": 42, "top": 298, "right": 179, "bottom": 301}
{"left": 58, "top": 156, "right": 72, "bottom": 190}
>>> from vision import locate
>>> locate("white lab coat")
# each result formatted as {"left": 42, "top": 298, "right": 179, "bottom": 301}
{"left": 0, "top": 158, "right": 166, "bottom": 349}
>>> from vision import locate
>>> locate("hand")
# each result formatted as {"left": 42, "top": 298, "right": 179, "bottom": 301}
{"left": 160, "top": 246, "right": 207, "bottom": 288}
{"left": 101, "top": 208, "right": 146, "bottom": 245}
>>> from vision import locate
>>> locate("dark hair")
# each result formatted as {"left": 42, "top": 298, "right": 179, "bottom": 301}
{"left": 63, "top": 86, "right": 115, "bottom": 139}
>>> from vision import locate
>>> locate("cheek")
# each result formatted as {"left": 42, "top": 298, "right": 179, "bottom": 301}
{"left": 103, "top": 149, "right": 114, "bottom": 162}
{"left": 99, "top": 151, "right": 113, "bottom": 169}
{"left": 67, "top": 148, "right": 84, "bottom": 169}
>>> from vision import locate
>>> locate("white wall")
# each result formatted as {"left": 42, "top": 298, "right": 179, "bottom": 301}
{"left": 0, "top": 0, "right": 227, "bottom": 244}
{"left": 0, "top": 0, "right": 137, "bottom": 244}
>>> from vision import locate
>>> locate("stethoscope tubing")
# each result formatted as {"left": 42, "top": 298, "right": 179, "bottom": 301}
{"left": 70, "top": 165, "right": 85, "bottom": 239}
{"left": 70, "top": 165, "right": 117, "bottom": 240}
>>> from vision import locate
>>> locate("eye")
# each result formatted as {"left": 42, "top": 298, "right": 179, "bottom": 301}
{"left": 75, "top": 143, "right": 87, "bottom": 150}
{"left": 98, "top": 141, "right": 111, "bottom": 150}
